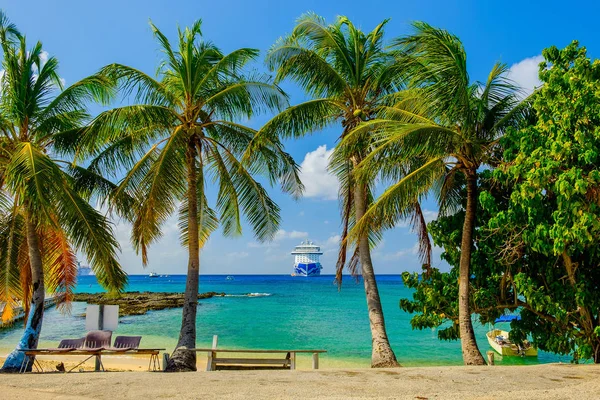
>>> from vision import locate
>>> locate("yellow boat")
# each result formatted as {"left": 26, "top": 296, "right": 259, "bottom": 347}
{"left": 487, "top": 329, "right": 538, "bottom": 357}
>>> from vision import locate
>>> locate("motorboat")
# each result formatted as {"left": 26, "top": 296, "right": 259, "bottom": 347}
{"left": 487, "top": 329, "right": 538, "bottom": 357}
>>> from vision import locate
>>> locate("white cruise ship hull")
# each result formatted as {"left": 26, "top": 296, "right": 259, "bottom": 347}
{"left": 294, "top": 263, "right": 322, "bottom": 277}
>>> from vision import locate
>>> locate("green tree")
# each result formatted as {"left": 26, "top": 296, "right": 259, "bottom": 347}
{"left": 263, "top": 14, "right": 410, "bottom": 367}
{"left": 0, "top": 12, "right": 127, "bottom": 372}
{"left": 399, "top": 171, "right": 522, "bottom": 342}
{"left": 78, "top": 20, "right": 300, "bottom": 371}
{"left": 489, "top": 41, "right": 600, "bottom": 362}
{"left": 347, "top": 22, "right": 528, "bottom": 365}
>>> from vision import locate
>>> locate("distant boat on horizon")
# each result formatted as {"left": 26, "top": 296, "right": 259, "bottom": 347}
{"left": 148, "top": 271, "right": 159, "bottom": 278}
{"left": 291, "top": 240, "right": 323, "bottom": 277}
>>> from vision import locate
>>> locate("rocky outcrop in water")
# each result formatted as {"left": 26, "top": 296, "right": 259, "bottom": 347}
{"left": 73, "top": 292, "right": 225, "bottom": 316}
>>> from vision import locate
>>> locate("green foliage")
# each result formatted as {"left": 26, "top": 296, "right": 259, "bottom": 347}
{"left": 405, "top": 41, "right": 600, "bottom": 363}
{"left": 81, "top": 19, "right": 300, "bottom": 266}
{"left": 0, "top": 11, "right": 126, "bottom": 322}
{"left": 347, "top": 22, "right": 527, "bottom": 238}
{"left": 490, "top": 41, "right": 600, "bottom": 362}
{"left": 401, "top": 268, "right": 459, "bottom": 340}
{"left": 347, "top": 23, "right": 528, "bottom": 364}
{"left": 264, "top": 14, "right": 403, "bottom": 281}
{"left": 400, "top": 172, "right": 517, "bottom": 340}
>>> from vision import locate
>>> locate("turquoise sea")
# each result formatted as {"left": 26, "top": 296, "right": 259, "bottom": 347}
{"left": 0, "top": 275, "right": 571, "bottom": 367}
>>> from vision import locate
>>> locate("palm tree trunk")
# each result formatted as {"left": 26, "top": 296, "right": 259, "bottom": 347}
{"left": 1, "top": 215, "right": 45, "bottom": 372}
{"left": 458, "top": 172, "right": 485, "bottom": 365}
{"left": 354, "top": 180, "right": 400, "bottom": 368}
{"left": 166, "top": 146, "right": 199, "bottom": 372}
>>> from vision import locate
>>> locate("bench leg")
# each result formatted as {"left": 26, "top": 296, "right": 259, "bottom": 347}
{"left": 19, "top": 354, "right": 30, "bottom": 374}
{"left": 206, "top": 351, "right": 218, "bottom": 371}
{"left": 290, "top": 352, "right": 296, "bottom": 370}
{"left": 19, "top": 355, "right": 27, "bottom": 373}
{"left": 33, "top": 358, "right": 44, "bottom": 373}
{"left": 312, "top": 353, "right": 319, "bottom": 370}
{"left": 67, "top": 355, "right": 95, "bottom": 373}
{"left": 148, "top": 353, "right": 159, "bottom": 371}
{"left": 95, "top": 354, "right": 104, "bottom": 372}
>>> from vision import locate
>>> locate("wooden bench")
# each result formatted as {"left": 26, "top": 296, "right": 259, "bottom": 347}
{"left": 19, "top": 348, "right": 165, "bottom": 373}
{"left": 191, "top": 336, "right": 326, "bottom": 371}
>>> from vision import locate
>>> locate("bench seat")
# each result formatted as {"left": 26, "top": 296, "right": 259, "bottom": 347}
{"left": 190, "top": 336, "right": 326, "bottom": 371}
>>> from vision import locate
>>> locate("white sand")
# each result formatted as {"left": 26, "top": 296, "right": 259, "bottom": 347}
{"left": 0, "top": 363, "right": 598, "bottom": 399}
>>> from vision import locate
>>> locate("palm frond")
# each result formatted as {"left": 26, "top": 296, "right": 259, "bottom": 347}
{"left": 76, "top": 104, "right": 179, "bottom": 162}
{"left": 42, "top": 226, "right": 77, "bottom": 313}
{"left": 259, "top": 99, "right": 342, "bottom": 140}
{"left": 410, "top": 201, "right": 432, "bottom": 274}
{"left": 266, "top": 40, "right": 347, "bottom": 97}
{"left": 208, "top": 138, "right": 281, "bottom": 241}
{"left": 130, "top": 127, "right": 188, "bottom": 264}
{"left": 204, "top": 80, "right": 288, "bottom": 120}
{"left": 99, "top": 63, "right": 176, "bottom": 107}
{"left": 0, "top": 207, "right": 25, "bottom": 323}
{"left": 178, "top": 166, "right": 219, "bottom": 248}
{"left": 351, "top": 157, "right": 447, "bottom": 240}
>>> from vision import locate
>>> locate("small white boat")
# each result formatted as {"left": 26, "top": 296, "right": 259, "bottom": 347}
{"left": 487, "top": 329, "right": 538, "bottom": 357}
{"left": 226, "top": 276, "right": 234, "bottom": 281}
{"left": 149, "top": 271, "right": 159, "bottom": 278}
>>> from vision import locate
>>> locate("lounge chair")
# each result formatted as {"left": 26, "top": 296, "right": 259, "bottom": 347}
{"left": 104, "top": 336, "right": 163, "bottom": 370}
{"left": 82, "top": 330, "right": 112, "bottom": 351}
{"left": 62, "top": 331, "right": 113, "bottom": 372}
{"left": 106, "top": 336, "right": 142, "bottom": 352}
{"left": 46, "top": 338, "right": 85, "bottom": 352}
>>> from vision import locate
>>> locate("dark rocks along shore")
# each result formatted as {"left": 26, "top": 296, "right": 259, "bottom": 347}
{"left": 73, "top": 292, "right": 226, "bottom": 316}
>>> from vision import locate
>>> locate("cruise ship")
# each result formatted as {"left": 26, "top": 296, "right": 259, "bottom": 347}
{"left": 291, "top": 240, "right": 323, "bottom": 276}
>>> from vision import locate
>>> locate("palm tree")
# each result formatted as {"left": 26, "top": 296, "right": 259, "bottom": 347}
{"left": 262, "top": 14, "right": 414, "bottom": 367}
{"left": 77, "top": 20, "right": 301, "bottom": 371}
{"left": 0, "top": 12, "right": 127, "bottom": 372}
{"left": 346, "top": 22, "right": 528, "bottom": 365}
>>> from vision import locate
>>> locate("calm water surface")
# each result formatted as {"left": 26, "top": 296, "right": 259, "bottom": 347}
{"left": 0, "top": 275, "right": 572, "bottom": 367}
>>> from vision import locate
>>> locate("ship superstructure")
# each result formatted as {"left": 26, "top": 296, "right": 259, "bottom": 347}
{"left": 291, "top": 240, "right": 323, "bottom": 276}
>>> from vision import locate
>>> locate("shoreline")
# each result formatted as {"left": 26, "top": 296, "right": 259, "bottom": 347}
{"left": 0, "top": 351, "right": 374, "bottom": 370}
{"left": 1, "top": 364, "right": 598, "bottom": 399}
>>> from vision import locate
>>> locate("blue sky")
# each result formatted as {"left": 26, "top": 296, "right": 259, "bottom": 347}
{"left": 2, "top": 0, "right": 599, "bottom": 275}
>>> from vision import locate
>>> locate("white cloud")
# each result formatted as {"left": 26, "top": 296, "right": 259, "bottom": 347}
{"left": 507, "top": 55, "right": 544, "bottom": 97}
{"left": 324, "top": 234, "right": 341, "bottom": 248}
{"left": 225, "top": 251, "right": 249, "bottom": 260}
{"left": 299, "top": 145, "right": 339, "bottom": 200}
{"left": 274, "top": 229, "right": 309, "bottom": 241}
{"left": 422, "top": 209, "right": 438, "bottom": 223}
{"left": 39, "top": 50, "right": 49, "bottom": 65}
{"left": 29, "top": 51, "right": 66, "bottom": 88}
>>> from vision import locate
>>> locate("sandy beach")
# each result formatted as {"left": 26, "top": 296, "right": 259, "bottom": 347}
{"left": 0, "top": 363, "right": 598, "bottom": 399}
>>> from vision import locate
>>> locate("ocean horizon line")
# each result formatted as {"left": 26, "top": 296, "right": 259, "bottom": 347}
{"left": 121, "top": 273, "right": 404, "bottom": 276}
